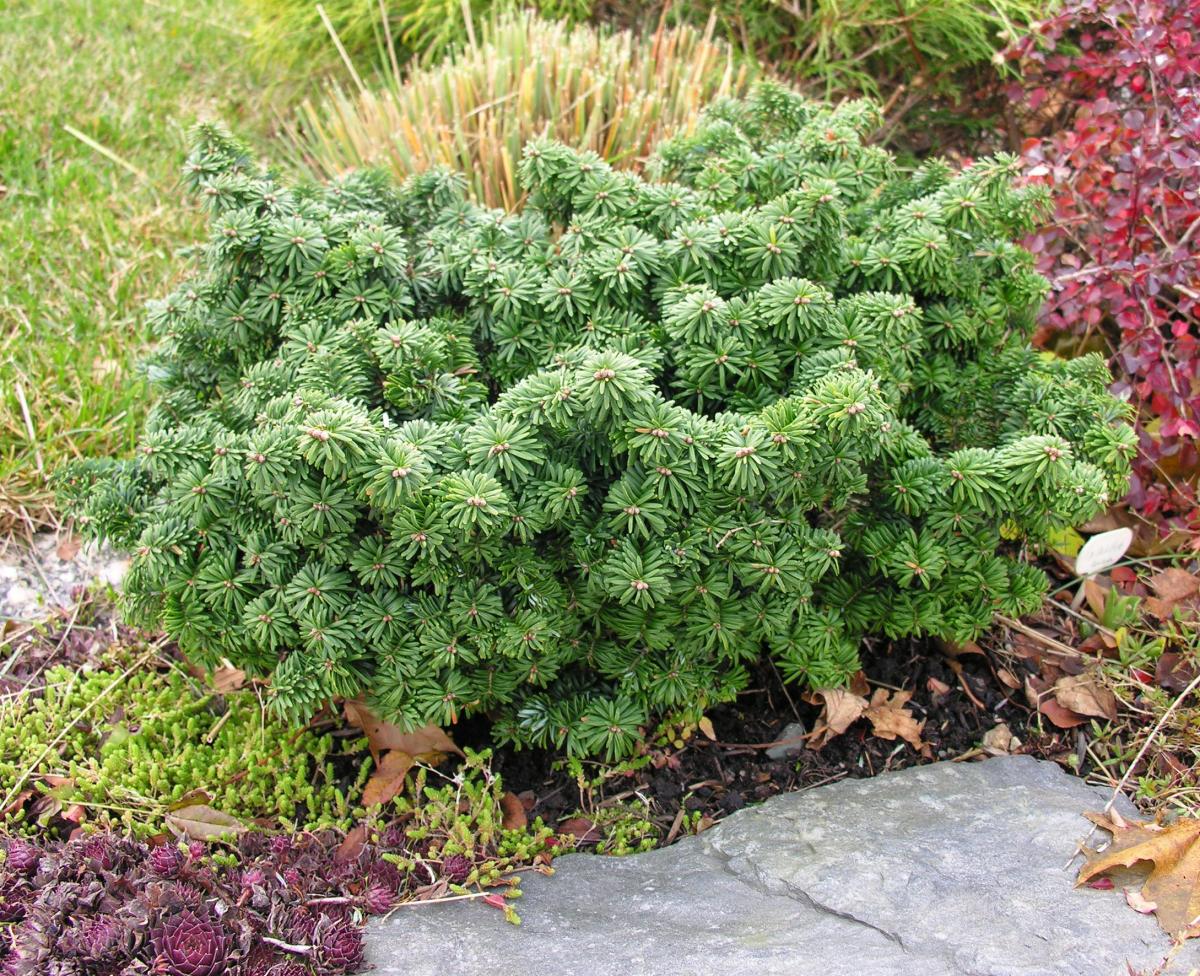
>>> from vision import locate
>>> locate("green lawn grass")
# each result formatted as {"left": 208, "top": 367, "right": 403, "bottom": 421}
{"left": 0, "top": 0, "right": 269, "bottom": 531}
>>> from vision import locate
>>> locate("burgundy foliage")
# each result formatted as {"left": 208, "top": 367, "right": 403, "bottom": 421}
{"left": 0, "top": 828, "right": 428, "bottom": 976}
{"left": 1010, "top": 0, "right": 1200, "bottom": 526}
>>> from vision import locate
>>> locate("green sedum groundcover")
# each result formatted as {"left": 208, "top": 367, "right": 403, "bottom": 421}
{"left": 60, "top": 83, "right": 1134, "bottom": 759}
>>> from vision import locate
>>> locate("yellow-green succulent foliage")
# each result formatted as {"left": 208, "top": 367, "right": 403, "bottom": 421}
{"left": 1, "top": 650, "right": 363, "bottom": 837}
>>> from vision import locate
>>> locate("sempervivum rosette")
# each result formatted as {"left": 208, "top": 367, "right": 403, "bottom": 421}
{"left": 314, "top": 917, "right": 363, "bottom": 973}
{"left": 152, "top": 909, "right": 229, "bottom": 976}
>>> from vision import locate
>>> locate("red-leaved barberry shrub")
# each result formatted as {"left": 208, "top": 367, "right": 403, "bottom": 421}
{"left": 1009, "top": 0, "right": 1200, "bottom": 527}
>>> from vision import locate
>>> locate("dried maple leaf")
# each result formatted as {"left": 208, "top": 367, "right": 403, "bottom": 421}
{"left": 1078, "top": 810, "right": 1200, "bottom": 938}
{"left": 808, "top": 688, "right": 867, "bottom": 748}
{"left": 863, "top": 689, "right": 932, "bottom": 757}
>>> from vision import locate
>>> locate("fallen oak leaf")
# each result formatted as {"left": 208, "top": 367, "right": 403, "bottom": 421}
{"left": 362, "top": 750, "right": 415, "bottom": 809}
{"left": 862, "top": 688, "right": 931, "bottom": 757}
{"left": 1053, "top": 671, "right": 1118, "bottom": 722}
{"left": 1077, "top": 810, "right": 1200, "bottom": 939}
{"left": 808, "top": 687, "right": 867, "bottom": 749}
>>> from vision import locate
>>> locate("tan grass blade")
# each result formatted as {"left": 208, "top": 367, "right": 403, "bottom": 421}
{"left": 278, "top": 12, "right": 755, "bottom": 210}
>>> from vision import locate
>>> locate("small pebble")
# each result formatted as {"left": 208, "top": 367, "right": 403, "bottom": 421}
{"left": 765, "top": 721, "right": 808, "bottom": 760}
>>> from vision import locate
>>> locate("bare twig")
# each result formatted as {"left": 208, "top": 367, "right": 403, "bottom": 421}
{"left": 1105, "top": 669, "right": 1200, "bottom": 813}
{"left": 995, "top": 614, "right": 1080, "bottom": 658}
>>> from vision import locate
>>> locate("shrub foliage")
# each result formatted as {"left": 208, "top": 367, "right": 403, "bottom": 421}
{"left": 1012, "top": 0, "right": 1200, "bottom": 526}
{"left": 60, "top": 84, "right": 1134, "bottom": 758}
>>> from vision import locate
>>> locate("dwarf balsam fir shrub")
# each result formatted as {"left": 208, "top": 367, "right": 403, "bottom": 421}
{"left": 60, "top": 84, "right": 1135, "bottom": 760}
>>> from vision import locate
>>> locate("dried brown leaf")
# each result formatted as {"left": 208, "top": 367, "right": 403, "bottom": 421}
{"left": 1078, "top": 811, "right": 1200, "bottom": 939}
{"left": 996, "top": 667, "right": 1021, "bottom": 690}
{"left": 981, "top": 722, "right": 1017, "bottom": 755}
{"left": 500, "top": 791, "right": 527, "bottom": 831}
{"left": 1053, "top": 672, "right": 1118, "bottom": 722}
{"left": 1038, "top": 697, "right": 1089, "bottom": 729}
{"left": 558, "top": 817, "right": 601, "bottom": 843}
{"left": 165, "top": 804, "right": 247, "bottom": 842}
{"left": 926, "top": 676, "right": 951, "bottom": 697}
{"left": 210, "top": 662, "right": 246, "bottom": 694}
{"left": 1084, "top": 577, "right": 1108, "bottom": 619}
{"left": 1156, "top": 652, "right": 1199, "bottom": 694}
{"left": 362, "top": 750, "right": 415, "bottom": 809}
{"left": 343, "top": 699, "right": 462, "bottom": 762}
{"left": 1147, "top": 568, "right": 1200, "bottom": 617}
{"left": 862, "top": 688, "right": 931, "bottom": 756}
{"left": 335, "top": 824, "right": 368, "bottom": 864}
{"left": 808, "top": 688, "right": 867, "bottom": 749}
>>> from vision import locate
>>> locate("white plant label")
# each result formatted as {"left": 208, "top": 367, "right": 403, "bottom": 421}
{"left": 1074, "top": 527, "right": 1133, "bottom": 577}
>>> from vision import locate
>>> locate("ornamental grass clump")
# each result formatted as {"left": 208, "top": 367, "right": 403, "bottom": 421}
{"left": 60, "top": 82, "right": 1135, "bottom": 760}
{"left": 280, "top": 12, "right": 750, "bottom": 209}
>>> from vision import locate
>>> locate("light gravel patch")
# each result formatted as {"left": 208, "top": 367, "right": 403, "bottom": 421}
{"left": 0, "top": 532, "right": 127, "bottom": 622}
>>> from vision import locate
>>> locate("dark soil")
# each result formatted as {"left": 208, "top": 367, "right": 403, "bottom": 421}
{"left": 473, "top": 633, "right": 1049, "bottom": 842}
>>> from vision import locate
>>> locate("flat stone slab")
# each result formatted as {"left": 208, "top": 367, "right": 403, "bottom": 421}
{"left": 368, "top": 756, "right": 1197, "bottom": 976}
